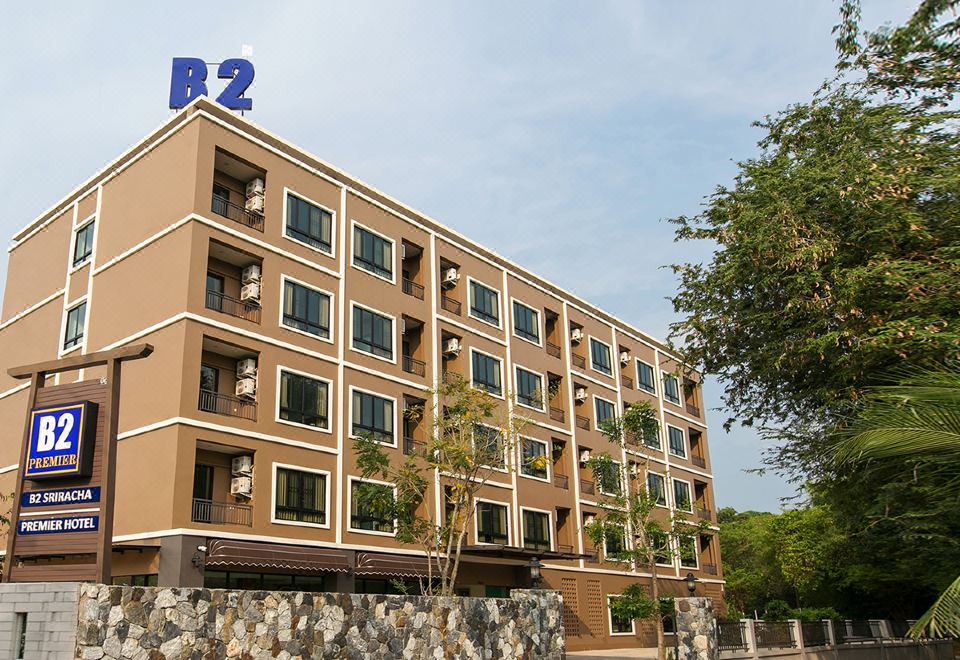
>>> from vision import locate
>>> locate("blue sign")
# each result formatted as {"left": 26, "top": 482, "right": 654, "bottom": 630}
{"left": 21, "top": 486, "right": 101, "bottom": 508}
{"left": 17, "top": 515, "right": 99, "bottom": 536}
{"left": 24, "top": 401, "right": 97, "bottom": 480}
{"left": 169, "top": 57, "right": 254, "bottom": 111}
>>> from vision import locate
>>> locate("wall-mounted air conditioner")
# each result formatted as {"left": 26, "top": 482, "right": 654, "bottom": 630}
{"left": 231, "top": 455, "right": 253, "bottom": 476}
{"left": 240, "top": 282, "right": 261, "bottom": 304}
{"left": 583, "top": 513, "right": 596, "bottom": 526}
{"left": 236, "top": 377, "right": 257, "bottom": 398}
{"left": 236, "top": 358, "right": 257, "bottom": 378}
{"left": 570, "top": 328, "right": 583, "bottom": 344}
{"left": 241, "top": 264, "right": 262, "bottom": 284}
{"left": 245, "top": 178, "right": 265, "bottom": 197}
{"left": 441, "top": 267, "right": 460, "bottom": 289}
{"left": 579, "top": 449, "right": 591, "bottom": 464}
{"left": 230, "top": 476, "right": 253, "bottom": 498}
{"left": 574, "top": 387, "right": 588, "bottom": 403}
{"left": 620, "top": 351, "right": 630, "bottom": 365}
{"left": 245, "top": 194, "right": 264, "bottom": 213}
{"left": 443, "top": 337, "right": 461, "bottom": 356}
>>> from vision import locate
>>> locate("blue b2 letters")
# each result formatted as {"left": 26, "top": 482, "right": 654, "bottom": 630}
{"left": 169, "top": 57, "right": 254, "bottom": 111}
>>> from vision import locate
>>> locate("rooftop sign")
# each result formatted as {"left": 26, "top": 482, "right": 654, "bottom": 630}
{"left": 169, "top": 57, "right": 254, "bottom": 111}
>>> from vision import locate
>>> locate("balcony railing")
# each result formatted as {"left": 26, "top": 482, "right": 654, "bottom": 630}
{"left": 553, "top": 474, "right": 569, "bottom": 490}
{"left": 585, "top": 551, "right": 600, "bottom": 564}
{"left": 575, "top": 415, "right": 590, "bottom": 430}
{"left": 702, "top": 563, "right": 718, "bottom": 576}
{"left": 580, "top": 479, "right": 595, "bottom": 496}
{"left": 211, "top": 195, "right": 264, "bottom": 232}
{"left": 571, "top": 354, "right": 586, "bottom": 369}
{"left": 191, "top": 498, "right": 253, "bottom": 526}
{"left": 686, "top": 403, "right": 701, "bottom": 417}
{"left": 621, "top": 374, "right": 633, "bottom": 389}
{"left": 440, "top": 295, "right": 461, "bottom": 316}
{"left": 696, "top": 507, "right": 712, "bottom": 521}
{"left": 403, "top": 436, "right": 426, "bottom": 456}
{"left": 549, "top": 407, "right": 565, "bottom": 423}
{"left": 545, "top": 342, "right": 561, "bottom": 358}
{"left": 198, "top": 390, "right": 257, "bottom": 421}
{"left": 205, "top": 290, "right": 261, "bottom": 323}
{"left": 402, "top": 278, "right": 425, "bottom": 300}
{"left": 402, "top": 355, "right": 426, "bottom": 377}
{"left": 556, "top": 544, "right": 574, "bottom": 554}
{"left": 691, "top": 455, "right": 707, "bottom": 468}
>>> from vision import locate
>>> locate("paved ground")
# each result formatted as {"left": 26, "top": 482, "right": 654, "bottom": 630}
{"left": 567, "top": 648, "right": 659, "bottom": 659}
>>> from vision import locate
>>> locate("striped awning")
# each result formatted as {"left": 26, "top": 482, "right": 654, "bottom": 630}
{"left": 205, "top": 539, "right": 350, "bottom": 573}
{"left": 355, "top": 552, "right": 440, "bottom": 578}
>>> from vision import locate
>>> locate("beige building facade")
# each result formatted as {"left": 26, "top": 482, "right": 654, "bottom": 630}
{"left": 0, "top": 98, "right": 722, "bottom": 651}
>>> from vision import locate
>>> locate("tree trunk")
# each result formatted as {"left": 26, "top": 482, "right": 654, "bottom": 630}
{"left": 650, "top": 560, "right": 666, "bottom": 660}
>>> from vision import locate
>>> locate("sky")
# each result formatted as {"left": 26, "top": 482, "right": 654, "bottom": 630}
{"left": 0, "top": 1, "right": 916, "bottom": 512}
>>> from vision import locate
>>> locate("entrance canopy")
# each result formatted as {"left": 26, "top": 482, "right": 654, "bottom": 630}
{"left": 205, "top": 539, "right": 350, "bottom": 573}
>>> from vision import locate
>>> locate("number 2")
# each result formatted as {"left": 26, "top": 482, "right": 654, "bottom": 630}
{"left": 54, "top": 413, "right": 74, "bottom": 450}
{"left": 215, "top": 59, "right": 254, "bottom": 111}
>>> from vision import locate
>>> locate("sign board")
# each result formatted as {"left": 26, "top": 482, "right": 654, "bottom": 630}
{"left": 24, "top": 401, "right": 97, "bottom": 480}
{"left": 169, "top": 57, "right": 254, "bottom": 111}
{"left": 17, "top": 515, "right": 99, "bottom": 535}
{"left": 21, "top": 486, "right": 101, "bottom": 508}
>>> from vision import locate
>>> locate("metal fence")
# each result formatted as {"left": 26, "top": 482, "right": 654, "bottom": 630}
{"left": 718, "top": 621, "right": 749, "bottom": 652}
{"left": 754, "top": 621, "right": 796, "bottom": 649}
{"left": 801, "top": 621, "right": 829, "bottom": 647}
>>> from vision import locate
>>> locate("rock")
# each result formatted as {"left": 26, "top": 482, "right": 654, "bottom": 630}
{"left": 155, "top": 590, "right": 177, "bottom": 609}
{"left": 159, "top": 636, "right": 183, "bottom": 658}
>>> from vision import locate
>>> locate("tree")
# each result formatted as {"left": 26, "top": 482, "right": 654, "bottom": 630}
{"left": 582, "top": 402, "right": 706, "bottom": 660}
{"left": 352, "top": 373, "right": 529, "bottom": 597}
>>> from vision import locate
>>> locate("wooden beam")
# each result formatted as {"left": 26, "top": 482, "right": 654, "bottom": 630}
{"left": 7, "top": 343, "right": 153, "bottom": 380}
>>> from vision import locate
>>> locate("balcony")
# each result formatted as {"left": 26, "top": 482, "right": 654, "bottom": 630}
{"left": 191, "top": 498, "right": 253, "bottom": 526}
{"left": 211, "top": 196, "right": 264, "bottom": 232}
{"left": 571, "top": 353, "right": 586, "bottom": 369}
{"left": 686, "top": 403, "right": 701, "bottom": 417}
{"left": 553, "top": 474, "right": 569, "bottom": 490}
{"left": 549, "top": 407, "right": 565, "bottom": 423}
{"left": 546, "top": 342, "right": 561, "bottom": 358}
{"left": 692, "top": 455, "right": 707, "bottom": 469}
{"left": 556, "top": 544, "right": 574, "bottom": 554}
{"left": 702, "top": 563, "right": 718, "bottom": 576}
{"left": 441, "top": 295, "right": 461, "bottom": 316}
{"left": 403, "top": 436, "right": 426, "bottom": 456}
{"left": 205, "top": 290, "right": 261, "bottom": 323}
{"left": 402, "top": 278, "right": 425, "bottom": 300}
{"left": 580, "top": 479, "right": 595, "bottom": 496}
{"left": 402, "top": 355, "right": 426, "bottom": 377}
{"left": 199, "top": 390, "right": 257, "bottom": 421}
{"left": 621, "top": 374, "right": 633, "bottom": 389}
{"left": 575, "top": 415, "right": 590, "bottom": 430}
{"left": 696, "top": 507, "right": 712, "bottom": 522}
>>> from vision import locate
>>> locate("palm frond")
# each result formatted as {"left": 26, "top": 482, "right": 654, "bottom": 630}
{"left": 910, "top": 573, "right": 960, "bottom": 639}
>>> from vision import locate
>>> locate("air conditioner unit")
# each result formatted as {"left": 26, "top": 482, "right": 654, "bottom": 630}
{"left": 574, "top": 387, "right": 588, "bottom": 403}
{"left": 241, "top": 264, "right": 262, "bottom": 284}
{"left": 583, "top": 513, "right": 596, "bottom": 526}
{"left": 620, "top": 351, "right": 630, "bottom": 366}
{"left": 628, "top": 462, "right": 640, "bottom": 477}
{"left": 400, "top": 318, "right": 407, "bottom": 335}
{"left": 443, "top": 337, "right": 461, "bottom": 356}
{"left": 236, "top": 377, "right": 257, "bottom": 398}
{"left": 245, "top": 193, "right": 265, "bottom": 213}
{"left": 570, "top": 328, "right": 583, "bottom": 344}
{"left": 231, "top": 455, "right": 253, "bottom": 476}
{"left": 236, "top": 358, "right": 257, "bottom": 378}
{"left": 230, "top": 476, "right": 253, "bottom": 498}
{"left": 441, "top": 268, "right": 460, "bottom": 289}
{"left": 240, "top": 282, "right": 261, "bottom": 304}
{"left": 579, "top": 449, "right": 591, "bottom": 464}
{"left": 245, "top": 178, "right": 265, "bottom": 197}
{"left": 400, "top": 243, "right": 407, "bottom": 260}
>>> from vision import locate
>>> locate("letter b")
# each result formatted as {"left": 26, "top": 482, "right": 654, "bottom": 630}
{"left": 36, "top": 415, "right": 56, "bottom": 452}
{"left": 169, "top": 58, "right": 208, "bottom": 109}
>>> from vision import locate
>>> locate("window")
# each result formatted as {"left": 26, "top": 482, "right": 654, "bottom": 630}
{"left": 476, "top": 501, "right": 509, "bottom": 544}
{"left": 73, "top": 222, "right": 95, "bottom": 266}
{"left": 512, "top": 301, "right": 539, "bottom": 343}
{"left": 520, "top": 438, "right": 548, "bottom": 479}
{"left": 651, "top": 530, "right": 672, "bottom": 565}
{"left": 522, "top": 509, "right": 551, "bottom": 551}
{"left": 594, "top": 397, "right": 616, "bottom": 428}
{"left": 673, "top": 479, "right": 692, "bottom": 512}
{"left": 206, "top": 273, "right": 225, "bottom": 312}
{"left": 469, "top": 280, "right": 500, "bottom": 325}
{"left": 352, "top": 305, "right": 393, "bottom": 360}
{"left": 604, "top": 527, "right": 626, "bottom": 560}
{"left": 597, "top": 460, "right": 622, "bottom": 496}
{"left": 636, "top": 361, "right": 656, "bottom": 393}
{"left": 275, "top": 467, "right": 327, "bottom": 525}
{"left": 63, "top": 302, "right": 86, "bottom": 350}
{"left": 199, "top": 364, "right": 219, "bottom": 393}
{"left": 192, "top": 465, "right": 214, "bottom": 522}
{"left": 286, "top": 192, "right": 333, "bottom": 253}
{"left": 352, "top": 224, "right": 393, "bottom": 279}
{"left": 474, "top": 424, "right": 504, "bottom": 469}
{"left": 515, "top": 367, "right": 543, "bottom": 409}
{"left": 283, "top": 280, "right": 331, "bottom": 339}
{"left": 590, "top": 338, "right": 612, "bottom": 375}
{"left": 350, "top": 480, "right": 395, "bottom": 533}
{"left": 471, "top": 350, "right": 502, "bottom": 396}
{"left": 668, "top": 426, "right": 686, "bottom": 458}
{"left": 279, "top": 370, "right": 329, "bottom": 429}
{"left": 352, "top": 390, "right": 394, "bottom": 444}
{"left": 679, "top": 535, "right": 698, "bottom": 568}
{"left": 646, "top": 473, "right": 667, "bottom": 506}
{"left": 608, "top": 596, "right": 635, "bottom": 635}
{"left": 663, "top": 374, "right": 681, "bottom": 404}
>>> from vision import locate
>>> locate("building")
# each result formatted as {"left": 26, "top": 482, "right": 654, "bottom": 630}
{"left": 0, "top": 97, "right": 722, "bottom": 650}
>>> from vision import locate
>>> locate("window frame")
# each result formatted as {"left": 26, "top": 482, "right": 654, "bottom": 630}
{"left": 282, "top": 187, "right": 336, "bottom": 257}
{"left": 672, "top": 477, "right": 694, "bottom": 513}
{"left": 608, "top": 595, "right": 637, "bottom": 636}
{"left": 348, "top": 476, "right": 397, "bottom": 537}
{"left": 519, "top": 436, "right": 550, "bottom": 482}
{"left": 350, "top": 220, "right": 396, "bottom": 283}
{"left": 510, "top": 298, "right": 541, "bottom": 346}
{"left": 350, "top": 302, "right": 396, "bottom": 363}
{"left": 635, "top": 359, "right": 657, "bottom": 394}
{"left": 474, "top": 498, "right": 511, "bottom": 546}
{"left": 279, "top": 275, "right": 334, "bottom": 343}
{"left": 514, "top": 364, "right": 546, "bottom": 412}
{"left": 520, "top": 506, "right": 553, "bottom": 552}
{"left": 466, "top": 276, "right": 502, "bottom": 329}
{"left": 468, "top": 347, "right": 504, "bottom": 399}
{"left": 678, "top": 533, "right": 700, "bottom": 570}
{"left": 61, "top": 299, "right": 88, "bottom": 353}
{"left": 603, "top": 525, "right": 629, "bottom": 563}
{"left": 274, "top": 365, "right": 333, "bottom": 433}
{"left": 348, "top": 386, "right": 398, "bottom": 448}
{"left": 651, "top": 529, "right": 675, "bottom": 567}
{"left": 473, "top": 423, "right": 507, "bottom": 471}
{"left": 270, "top": 462, "right": 331, "bottom": 530}
{"left": 71, "top": 219, "right": 96, "bottom": 268}
{"left": 667, "top": 425, "right": 687, "bottom": 459}
{"left": 663, "top": 372, "right": 681, "bottom": 405}
{"left": 588, "top": 336, "right": 614, "bottom": 377}
{"left": 593, "top": 394, "right": 617, "bottom": 432}
{"left": 597, "top": 459, "right": 623, "bottom": 497}
{"left": 645, "top": 471, "right": 668, "bottom": 508}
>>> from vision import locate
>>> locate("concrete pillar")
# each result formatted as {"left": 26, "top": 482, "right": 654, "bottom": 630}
{"left": 790, "top": 619, "right": 804, "bottom": 650}
{"left": 823, "top": 619, "right": 836, "bottom": 646}
{"left": 158, "top": 534, "right": 206, "bottom": 587}
{"left": 743, "top": 619, "right": 759, "bottom": 658}
{"left": 674, "top": 597, "right": 718, "bottom": 660}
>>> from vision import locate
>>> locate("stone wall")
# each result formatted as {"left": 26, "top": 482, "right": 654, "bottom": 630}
{"left": 0, "top": 581, "right": 80, "bottom": 660}
{"left": 75, "top": 585, "right": 564, "bottom": 659}
{"left": 674, "top": 597, "right": 718, "bottom": 660}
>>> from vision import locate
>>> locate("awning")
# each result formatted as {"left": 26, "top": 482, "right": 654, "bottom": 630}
{"left": 205, "top": 539, "right": 350, "bottom": 573}
{"left": 460, "top": 544, "right": 588, "bottom": 561}
{"left": 355, "top": 552, "right": 440, "bottom": 578}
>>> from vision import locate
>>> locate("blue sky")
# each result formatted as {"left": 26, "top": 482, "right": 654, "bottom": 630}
{"left": 0, "top": 1, "right": 915, "bottom": 512}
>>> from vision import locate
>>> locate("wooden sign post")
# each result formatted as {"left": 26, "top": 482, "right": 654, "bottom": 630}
{"left": 3, "top": 344, "right": 153, "bottom": 583}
